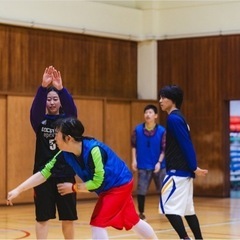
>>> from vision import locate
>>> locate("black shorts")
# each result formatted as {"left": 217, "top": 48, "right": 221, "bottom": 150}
{"left": 34, "top": 176, "right": 78, "bottom": 222}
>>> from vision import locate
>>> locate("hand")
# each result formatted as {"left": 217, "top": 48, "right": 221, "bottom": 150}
{"left": 6, "top": 189, "right": 21, "bottom": 206}
{"left": 42, "top": 66, "right": 54, "bottom": 88}
{"left": 154, "top": 162, "right": 160, "bottom": 173}
{"left": 57, "top": 182, "right": 74, "bottom": 195}
{"left": 194, "top": 167, "right": 208, "bottom": 177}
{"left": 52, "top": 68, "right": 63, "bottom": 90}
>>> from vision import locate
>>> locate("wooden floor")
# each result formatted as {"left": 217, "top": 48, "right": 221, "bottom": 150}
{"left": 0, "top": 195, "right": 240, "bottom": 239}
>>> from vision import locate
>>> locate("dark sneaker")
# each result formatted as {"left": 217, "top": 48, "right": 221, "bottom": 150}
{"left": 139, "top": 213, "right": 146, "bottom": 220}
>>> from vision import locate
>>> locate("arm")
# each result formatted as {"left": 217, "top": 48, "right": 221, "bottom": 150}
{"left": 7, "top": 172, "right": 46, "bottom": 205}
{"left": 30, "top": 66, "right": 55, "bottom": 132}
{"left": 30, "top": 86, "right": 48, "bottom": 133}
{"left": 57, "top": 146, "right": 106, "bottom": 195}
{"left": 131, "top": 129, "right": 137, "bottom": 171}
{"left": 154, "top": 131, "right": 166, "bottom": 173}
{"left": 131, "top": 148, "right": 137, "bottom": 171}
{"left": 58, "top": 88, "right": 77, "bottom": 117}
{"left": 7, "top": 150, "right": 62, "bottom": 205}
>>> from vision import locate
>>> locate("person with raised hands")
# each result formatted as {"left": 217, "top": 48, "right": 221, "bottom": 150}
{"left": 29, "top": 66, "right": 78, "bottom": 239}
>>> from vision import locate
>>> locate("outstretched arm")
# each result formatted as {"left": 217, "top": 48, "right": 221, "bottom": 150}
{"left": 7, "top": 172, "right": 46, "bottom": 206}
{"left": 7, "top": 150, "right": 62, "bottom": 205}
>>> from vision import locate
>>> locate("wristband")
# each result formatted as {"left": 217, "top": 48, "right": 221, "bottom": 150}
{"left": 72, "top": 183, "right": 77, "bottom": 192}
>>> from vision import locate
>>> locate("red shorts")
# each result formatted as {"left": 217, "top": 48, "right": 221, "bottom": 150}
{"left": 90, "top": 179, "right": 140, "bottom": 230}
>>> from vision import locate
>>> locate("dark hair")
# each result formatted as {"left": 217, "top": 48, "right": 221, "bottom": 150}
{"left": 54, "top": 117, "right": 84, "bottom": 142}
{"left": 47, "top": 86, "right": 59, "bottom": 93}
{"left": 144, "top": 104, "right": 158, "bottom": 114}
{"left": 159, "top": 85, "right": 183, "bottom": 109}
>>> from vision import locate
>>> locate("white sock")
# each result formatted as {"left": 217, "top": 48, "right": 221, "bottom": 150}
{"left": 132, "top": 219, "right": 158, "bottom": 239}
{"left": 91, "top": 226, "right": 109, "bottom": 240}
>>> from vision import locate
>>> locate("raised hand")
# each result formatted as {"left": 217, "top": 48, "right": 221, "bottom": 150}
{"left": 52, "top": 68, "right": 63, "bottom": 90}
{"left": 42, "top": 66, "right": 54, "bottom": 88}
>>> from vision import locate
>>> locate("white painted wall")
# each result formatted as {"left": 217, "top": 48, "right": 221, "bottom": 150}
{"left": 0, "top": 1, "right": 142, "bottom": 40}
{"left": 137, "top": 41, "right": 157, "bottom": 99}
{"left": 155, "top": 1, "right": 240, "bottom": 39}
{"left": 2, "top": 1, "right": 240, "bottom": 40}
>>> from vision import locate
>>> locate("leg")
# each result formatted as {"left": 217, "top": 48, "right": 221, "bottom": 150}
{"left": 153, "top": 168, "right": 166, "bottom": 193}
{"left": 137, "top": 170, "right": 152, "bottom": 219}
{"left": 165, "top": 214, "right": 190, "bottom": 239}
{"left": 185, "top": 215, "right": 203, "bottom": 239}
{"left": 62, "top": 220, "right": 75, "bottom": 239}
{"left": 132, "top": 219, "right": 158, "bottom": 239}
{"left": 91, "top": 226, "right": 108, "bottom": 240}
{"left": 153, "top": 169, "right": 166, "bottom": 204}
{"left": 56, "top": 177, "right": 78, "bottom": 239}
{"left": 137, "top": 194, "right": 146, "bottom": 219}
{"left": 36, "top": 221, "right": 49, "bottom": 239}
{"left": 34, "top": 180, "right": 55, "bottom": 240}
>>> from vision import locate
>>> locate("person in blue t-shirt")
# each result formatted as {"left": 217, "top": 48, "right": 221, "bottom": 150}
{"left": 7, "top": 117, "right": 158, "bottom": 240}
{"left": 159, "top": 85, "right": 208, "bottom": 240}
{"left": 131, "top": 104, "right": 166, "bottom": 220}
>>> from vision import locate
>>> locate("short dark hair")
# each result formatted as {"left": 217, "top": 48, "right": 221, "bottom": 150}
{"left": 144, "top": 104, "right": 158, "bottom": 114}
{"left": 54, "top": 117, "right": 84, "bottom": 142}
{"left": 159, "top": 85, "right": 183, "bottom": 109}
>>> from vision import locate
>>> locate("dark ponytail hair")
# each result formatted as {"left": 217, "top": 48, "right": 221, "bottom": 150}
{"left": 54, "top": 117, "right": 84, "bottom": 142}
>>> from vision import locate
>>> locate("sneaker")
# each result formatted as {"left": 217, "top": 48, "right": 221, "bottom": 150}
{"left": 139, "top": 213, "right": 146, "bottom": 220}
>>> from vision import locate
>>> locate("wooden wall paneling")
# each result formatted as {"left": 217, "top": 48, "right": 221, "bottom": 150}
{"left": 158, "top": 37, "right": 227, "bottom": 197}
{"left": 7, "top": 96, "right": 35, "bottom": 203}
{"left": 158, "top": 39, "right": 189, "bottom": 90}
{"left": 8, "top": 27, "right": 30, "bottom": 92}
{"left": 104, "top": 100, "right": 131, "bottom": 166}
{"left": 0, "top": 26, "right": 9, "bottom": 91}
{"left": 0, "top": 24, "right": 137, "bottom": 99}
{"left": 75, "top": 37, "right": 137, "bottom": 98}
{"left": 185, "top": 37, "right": 225, "bottom": 196}
{"left": 74, "top": 98, "right": 104, "bottom": 141}
{"left": 221, "top": 35, "right": 240, "bottom": 99}
{"left": 0, "top": 97, "right": 7, "bottom": 204}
